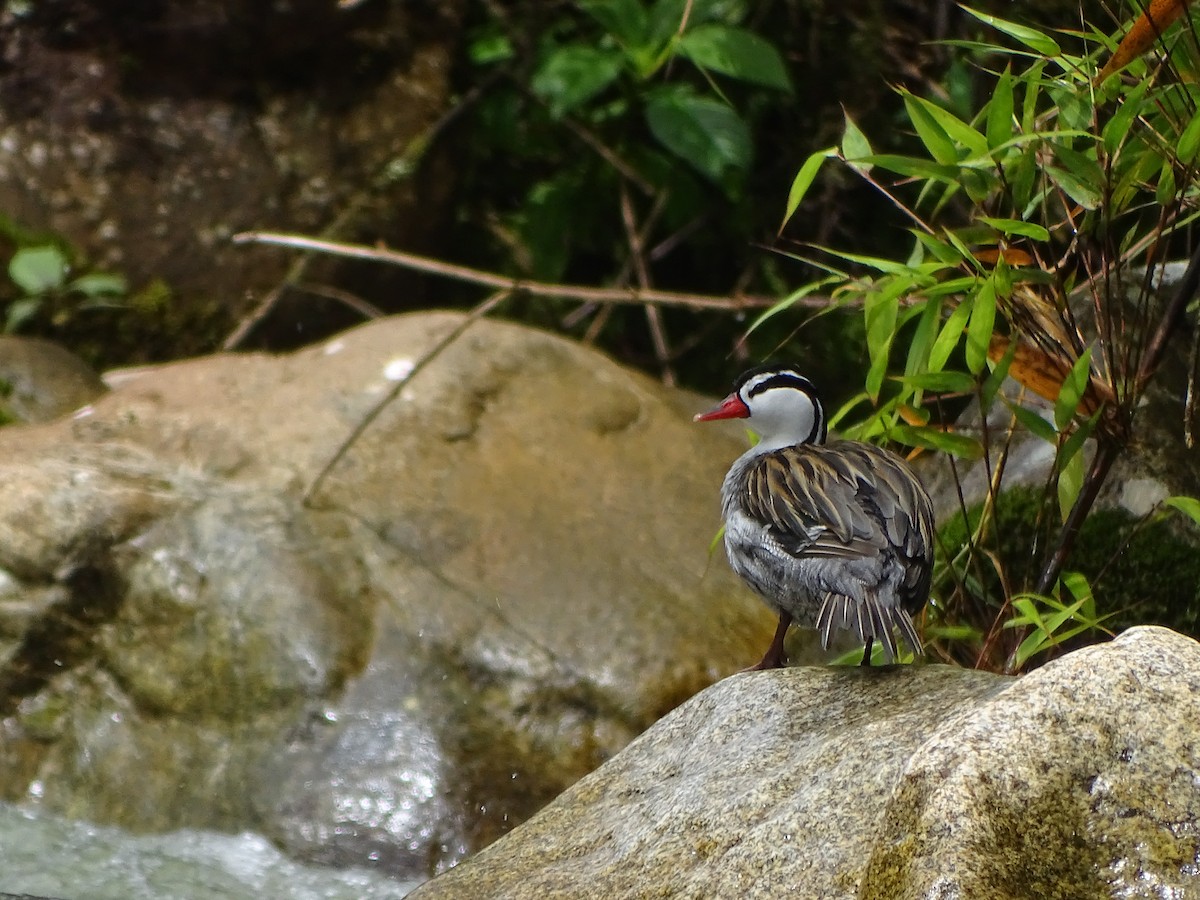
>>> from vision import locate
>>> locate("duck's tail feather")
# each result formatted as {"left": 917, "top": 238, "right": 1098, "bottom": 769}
{"left": 815, "top": 592, "right": 922, "bottom": 662}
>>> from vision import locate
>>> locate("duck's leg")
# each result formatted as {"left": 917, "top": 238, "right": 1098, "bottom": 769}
{"left": 860, "top": 637, "right": 874, "bottom": 667}
{"left": 743, "top": 612, "right": 791, "bottom": 671}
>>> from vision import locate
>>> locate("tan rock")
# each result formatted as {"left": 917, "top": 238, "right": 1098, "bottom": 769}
{"left": 0, "top": 312, "right": 776, "bottom": 877}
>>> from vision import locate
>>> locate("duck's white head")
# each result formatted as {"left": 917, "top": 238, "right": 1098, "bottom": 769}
{"left": 694, "top": 365, "right": 826, "bottom": 453}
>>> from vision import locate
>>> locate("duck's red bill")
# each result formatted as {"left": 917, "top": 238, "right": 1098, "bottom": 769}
{"left": 694, "top": 394, "right": 750, "bottom": 422}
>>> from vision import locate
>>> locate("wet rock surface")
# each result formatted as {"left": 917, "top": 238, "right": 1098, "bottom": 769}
{"left": 412, "top": 627, "right": 1200, "bottom": 899}
{"left": 0, "top": 312, "right": 776, "bottom": 881}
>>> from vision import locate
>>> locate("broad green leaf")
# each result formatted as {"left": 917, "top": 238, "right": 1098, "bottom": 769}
{"left": 1057, "top": 444, "right": 1084, "bottom": 523}
{"left": 1165, "top": 495, "right": 1200, "bottom": 527}
{"left": 903, "top": 94, "right": 957, "bottom": 165}
{"left": 782, "top": 148, "right": 835, "bottom": 229}
{"left": 1008, "top": 401, "right": 1058, "bottom": 443}
{"left": 965, "top": 278, "right": 996, "bottom": 374}
{"left": 530, "top": 45, "right": 625, "bottom": 118}
{"left": 1054, "top": 347, "right": 1093, "bottom": 431}
{"left": 891, "top": 424, "right": 985, "bottom": 459}
{"left": 1179, "top": 110, "right": 1200, "bottom": 165}
{"left": 986, "top": 68, "right": 1015, "bottom": 150}
{"left": 962, "top": 7, "right": 1061, "bottom": 56}
{"left": 9, "top": 245, "right": 67, "bottom": 295}
{"left": 929, "top": 297, "right": 973, "bottom": 372}
{"left": 901, "top": 90, "right": 989, "bottom": 159}
{"left": 678, "top": 24, "right": 792, "bottom": 91}
{"left": 4, "top": 297, "right": 41, "bottom": 333}
{"left": 580, "top": 0, "right": 650, "bottom": 50}
{"left": 644, "top": 87, "right": 751, "bottom": 188}
{"left": 977, "top": 216, "right": 1050, "bottom": 241}
{"left": 69, "top": 273, "right": 127, "bottom": 297}
{"left": 468, "top": 32, "right": 515, "bottom": 65}
{"left": 841, "top": 111, "right": 873, "bottom": 171}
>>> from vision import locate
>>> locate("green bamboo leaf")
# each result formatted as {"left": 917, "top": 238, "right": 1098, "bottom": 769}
{"left": 1165, "top": 496, "right": 1200, "bottom": 527}
{"left": 1008, "top": 401, "right": 1058, "bottom": 444}
{"left": 865, "top": 287, "right": 901, "bottom": 400}
{"left": 961, "top": 7, "right": 1061, "bottom": 56}
{"left": 1054, "top": 347, "right": 1093, "bottom": 431}
{"left": 912, "top": 231, "right": 966, "bottom": 266}
{"left": 1157, "top": 160, "right": 1178, "bottom": 207}
{"left": 854, "top": 154, "right": 962, "bottom": 182}
{"left": 900, "top": 90, "right": 989, "bottom": 158}
{"left": 1057, "top": 445, "right": 1084, "bottom": 523}
{"left": 1179, "top": 110, "right": 1200, "bottom": 166}
{"left": 929, "top": 298, "right": 973, "bottom": 372}
{"left": 986, "top": 68, "right": 1015, "bottom": 151}
{"left": 965, "top": 278, "right": 996, "bottom": 374}
{"left": 894, "top": 370, "right": 976, "bottom": 393}
{"left": 977, "top": 216, "right": 1050, "bottom": 241}
{"left": 782, "top": 148, "right": 835, "bottom": 229}
{"left": 1058, "top": 410, "right": 1099, "bottom": 472}
{"left": 841, "top": 111, "right": 874, "bottom": 172}
{"left": 1102, "top": 79, "right": 1150, "bottom": 155}
{"left": 905, "top": 295, "right": 943, "bottom": 380}
{"left": 1060, "top": 570, "right": 1093, "bottom": 605}
{"left": 1020, "top": 61, "right": 1045, "bottom": 133}
{"left": 891, "top": 424, "right": 985, "bottom": 459}
{"left": 981, "top": 338, "right": 1016, "bottom": 413}
{"left": 678, "top": 24, "right": 792, "bottom": 91}
{"left": 1050, "top": 143, "right": 1104, "bottom": 209}
{"left": 902, "top": 94, "right": 957, "bottom": 165}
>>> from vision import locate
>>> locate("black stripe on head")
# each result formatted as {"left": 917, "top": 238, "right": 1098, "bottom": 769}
{"left": 732, "top": 363, "right": 827, "bottom": 444}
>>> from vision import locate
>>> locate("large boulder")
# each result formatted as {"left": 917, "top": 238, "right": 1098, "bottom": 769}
{"left": 0, "top": 312, "right": 777, "bottom": 880}
{"left": 410, "top": 626, "right": 1200, "bottom": 899}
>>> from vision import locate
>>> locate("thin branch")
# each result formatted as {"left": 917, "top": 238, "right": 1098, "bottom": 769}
{"left": 223, "top": 73, "right": 499, "bottom": 350}
{"left": 1032, "top": 438, "right": 1120, "bottom": 599}
{"left": 619, "top": 184, "right": 676, "bottom": 386}
{"left": 302, "top": 290, "right": 511, "bottom": 506}
{"left": 1135, "top": 236, "right": 1200, "bottom": 391}
{"left": 292, "top": 281, "right": 386, "bottom": 320}
{"left": 233, "top": 231, "right": 814, "bottom": 312}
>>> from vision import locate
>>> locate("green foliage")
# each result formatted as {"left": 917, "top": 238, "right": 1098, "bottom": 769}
{"left": 776, "top": 5, "right": 1200, "bottom": 671}
{"left": 3, "top": 241, "right": 128, "bottom": 334}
